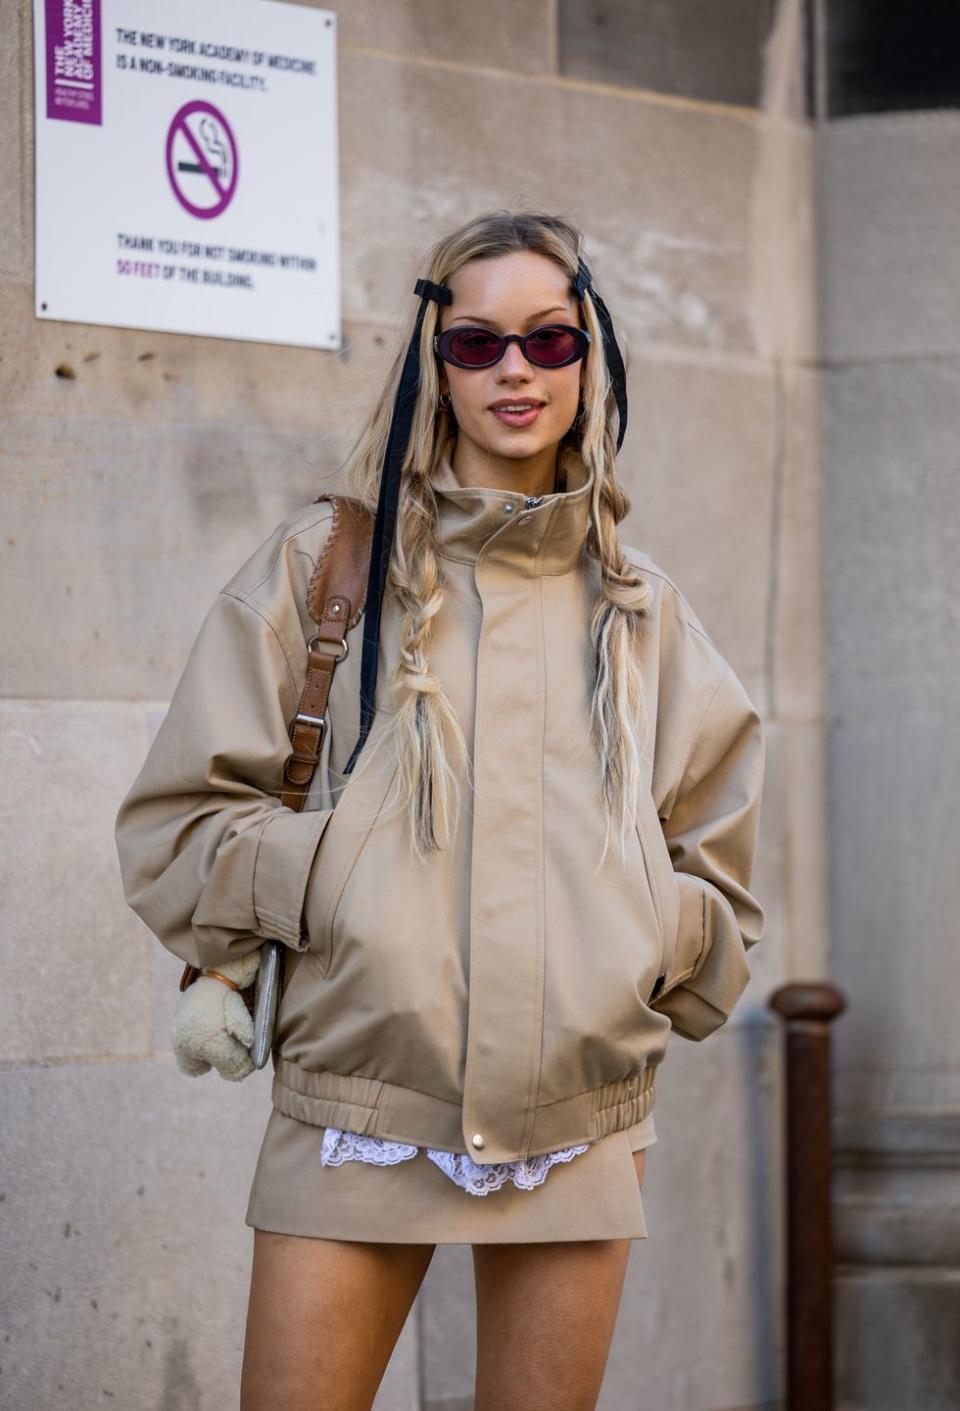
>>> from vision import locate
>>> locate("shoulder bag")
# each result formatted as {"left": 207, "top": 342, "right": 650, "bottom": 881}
{"left": 177, "top": 491, "right": 374, "bottom": 1068}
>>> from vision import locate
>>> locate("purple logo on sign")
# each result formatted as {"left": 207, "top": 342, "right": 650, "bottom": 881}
{"left": 45, "top": 0, "right": 102, "bottom": 125}
{"left": 165, "top": 100, "right": 239, "bottom": 220}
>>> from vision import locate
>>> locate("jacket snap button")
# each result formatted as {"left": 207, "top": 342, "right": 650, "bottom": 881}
{"left": 471, "top": 1133, "right": 485, "bottom": 1149}
{"left": 503, "top": 503, "right": 514, "bottom": 513}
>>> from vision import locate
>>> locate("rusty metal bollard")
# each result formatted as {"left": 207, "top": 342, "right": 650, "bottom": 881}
{"left": 768, "top": 981, "right": 847, "bottom": 1411}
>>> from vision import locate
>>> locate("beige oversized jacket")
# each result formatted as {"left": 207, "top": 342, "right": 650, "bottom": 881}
{"left": 115, "top": 442, "right": 766, "bottom": 1164}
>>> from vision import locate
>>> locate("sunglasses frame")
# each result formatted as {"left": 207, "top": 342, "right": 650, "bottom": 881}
{"left": 433, "top": 322, "right": 592, "bottom": 371}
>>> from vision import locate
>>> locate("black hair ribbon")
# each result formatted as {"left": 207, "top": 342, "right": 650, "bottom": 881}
{"left": 573, "top": 257, "right": 627, "bottom": 452}
{"left": 343, "top": 278, "right": 452, "bottom": 774}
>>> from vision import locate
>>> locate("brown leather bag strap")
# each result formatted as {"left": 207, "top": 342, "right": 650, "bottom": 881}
{"left": 280, "top": 493, "right": 374, "bottom": 812}
{"left": 179, "top": 494, "right": 373, "bottom": 997}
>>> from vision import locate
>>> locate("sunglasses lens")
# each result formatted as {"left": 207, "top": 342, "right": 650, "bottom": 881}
{"left": 447, "top": 329, "right": 502, "bottom": 366}
{"left": 525, "top": 327, "right": 579, "bottom": 366}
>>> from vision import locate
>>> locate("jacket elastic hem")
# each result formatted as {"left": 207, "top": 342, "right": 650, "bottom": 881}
{"left": 271, "top": 1057, "right": 658, "bottom": 1162}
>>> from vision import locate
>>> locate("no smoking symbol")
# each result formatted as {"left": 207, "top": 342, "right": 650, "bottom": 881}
{"left": 165, "top": 100, "right": 239, "bottom": 219}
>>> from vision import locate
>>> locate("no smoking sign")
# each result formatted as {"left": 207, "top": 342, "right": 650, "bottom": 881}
{"left": 165, "top": 100, "right": 239, "bottom": 219}
{"left": 35, "top": 0, "right": 340, "bottom": 349}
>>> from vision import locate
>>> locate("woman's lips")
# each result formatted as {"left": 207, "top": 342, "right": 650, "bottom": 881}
{"left": 490, "top": 404, "right": 544, "bottom": 428}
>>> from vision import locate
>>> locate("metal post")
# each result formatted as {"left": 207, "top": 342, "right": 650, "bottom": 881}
{"left": 768, "top": 981, "right": 847, "bottom": 1411}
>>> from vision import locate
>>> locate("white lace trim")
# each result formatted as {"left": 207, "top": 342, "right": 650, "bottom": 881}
{"left": 424, "top": 1142, "right": 591, "bottom": 1195}
{"left": 320, "top": 1128, "right": 420, "bottom": 1166}
{"left": 320, "top": 1126, "right": 591, "bottom": 1196}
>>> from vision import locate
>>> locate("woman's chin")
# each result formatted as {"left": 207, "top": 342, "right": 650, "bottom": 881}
{"left": 475, "top": 423, "right": 564, "bottom": 461}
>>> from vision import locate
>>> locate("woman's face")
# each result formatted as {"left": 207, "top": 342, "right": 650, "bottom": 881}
{"left": 436, "top": 250, "right": 585, "bottom": 465}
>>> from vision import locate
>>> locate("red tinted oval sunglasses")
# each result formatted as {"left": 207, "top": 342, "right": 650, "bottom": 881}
{"left": 434, "top": 323, "right": 591, "bottom": 370}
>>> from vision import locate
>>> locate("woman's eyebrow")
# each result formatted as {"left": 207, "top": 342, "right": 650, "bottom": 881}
{"left": 449, "top": 305, "right": 570, "bottom": 328}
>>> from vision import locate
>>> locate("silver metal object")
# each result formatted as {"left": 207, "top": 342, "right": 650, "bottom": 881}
{"left": 307, "top": 634, "right": 349, "bottom": 661}
{"left": 251, "top": 940, "right": 284, "bottom": 1069}
{"left": 293, "top": 710, "right": 326, "bottom": 730}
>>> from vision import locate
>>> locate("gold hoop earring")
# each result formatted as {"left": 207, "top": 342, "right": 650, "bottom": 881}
{"left": 438, "top": 390, "right": 451, "bottom": 411}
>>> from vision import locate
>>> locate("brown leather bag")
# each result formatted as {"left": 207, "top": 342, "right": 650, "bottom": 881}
{"left": 177, "top": 492, "right": 375, "bottom": 1009}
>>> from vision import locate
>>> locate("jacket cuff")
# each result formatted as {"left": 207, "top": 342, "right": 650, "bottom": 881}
{"left": 651, "top": 873, "right": 752, "bottom": 1041}
{"left": 253, "top": 807, "right": 334, "bottom": 949}
{"left": 667, "top": 872, "right": 706, "bottom": 989}
{"left": 651, "top": 984, "right": 728, "bottom": 1043}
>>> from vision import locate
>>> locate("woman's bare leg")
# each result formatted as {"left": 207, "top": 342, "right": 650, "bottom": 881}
{"left": 241, "top": 1231, "right": 435, "bottom": 1411}
{"left": 473, "top": 1237, "right": 631, "bottom": 1411}
{"left": 472, "top": 1147, "right": 648, "bottom": 1411}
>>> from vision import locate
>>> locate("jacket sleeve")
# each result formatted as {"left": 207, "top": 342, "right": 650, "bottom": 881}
{"left": 114, "top": 588, "right": 334, "bottom": 971}
{"left": 649, "top": 662, "right": 766, "bottom": 1041}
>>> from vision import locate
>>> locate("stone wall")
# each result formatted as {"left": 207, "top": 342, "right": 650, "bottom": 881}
{"left": 1, "top": 2, "right": 819, "bottom": 1407}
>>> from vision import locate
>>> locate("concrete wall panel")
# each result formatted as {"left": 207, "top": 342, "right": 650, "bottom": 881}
{"left": 0, "top": 3, "right": 25, "bottom": 278}
{"left": 335, "top": 0, "right": 556, "bottom": 76}
{"left": 1, "top": 411, "right": 356, "bottom": 701}
{"left": 824, "top": 356, "right": 960, "bottom": 724}
{"left": 829, "top": 719, "right": 960, "bottom": 1085}
{"left": 0, "top": 701, "right": 152, "bottom": 1064}
{"left": 621, "top": 357, "right": 775, "bottom": 709}
{"left": 0, "top": 1058, "right": 421, "bottom": 1408}
{"left": 600, "top": 1028, "right": 784, "bottom": 1410}
{"left": 1, "top": 1061, "right": 270, "bottom": 1409}
{"left": 558, "top": 0, "right": 778, "bottom": 110}
{"left": 0, "top": 277, "right": 398, "bottom": 434}
{"left": 339, "top": 51, "right": 762, "bottom": 356}
{"left": 772, "top": 365, "right": 823, "bottom": 721}
{"left": 818, "top": 114, "right": 960, "bottom": 362}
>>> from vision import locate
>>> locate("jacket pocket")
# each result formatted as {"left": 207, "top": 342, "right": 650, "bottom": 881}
{"left": 303, "top": 728, "right": 400, "bottom": 977}
{"left": 634, "top": 787, "right": 680, "bottom": 996}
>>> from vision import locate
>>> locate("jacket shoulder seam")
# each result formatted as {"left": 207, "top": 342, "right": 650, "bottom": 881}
{"left": 232, "top": 501, "right": 337, "bottom": 607}
{"left": 674, "top": 663, "right": 733, "bottom": 795}
{"left": 687, "top": 663, "right": 732, "bottom": 749}
{"left": 219, "top": 589, "right": 299, "bottom": 694}
{"left": 623, "top": 552, "right": 716, "bottom": 649}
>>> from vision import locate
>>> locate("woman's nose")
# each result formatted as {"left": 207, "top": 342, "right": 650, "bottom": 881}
{"left": 497, "top": 341, "right": 534, "bottom": 377}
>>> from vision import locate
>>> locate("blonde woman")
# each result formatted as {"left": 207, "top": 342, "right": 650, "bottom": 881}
{"left": 116, "top": 209, "right": 766, "bottom": 1411}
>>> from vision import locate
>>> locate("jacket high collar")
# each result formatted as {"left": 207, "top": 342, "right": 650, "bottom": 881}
{"left": 431, "top": 438, "right": 594, "bottom": 576}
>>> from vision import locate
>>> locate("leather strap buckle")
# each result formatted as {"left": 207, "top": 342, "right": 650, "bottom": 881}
{"left": 307, "top": 634, "right": 349, "bottom": 662}
{"left": 279, "top": 495, "right": 374, "bottom": 813}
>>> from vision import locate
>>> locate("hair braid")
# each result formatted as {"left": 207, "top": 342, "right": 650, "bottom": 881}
{"left": 381, "top": 464, "right": 471, "bottom": 859}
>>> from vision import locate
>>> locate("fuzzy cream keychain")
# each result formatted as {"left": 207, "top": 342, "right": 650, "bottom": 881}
{"left": 171, "top": 950, "right": 262, "bottom": 1081}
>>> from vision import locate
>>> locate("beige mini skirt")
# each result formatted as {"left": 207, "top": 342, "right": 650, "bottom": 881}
{"left": 245, "top": 1107, "right": 656, "bottom": 1244}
